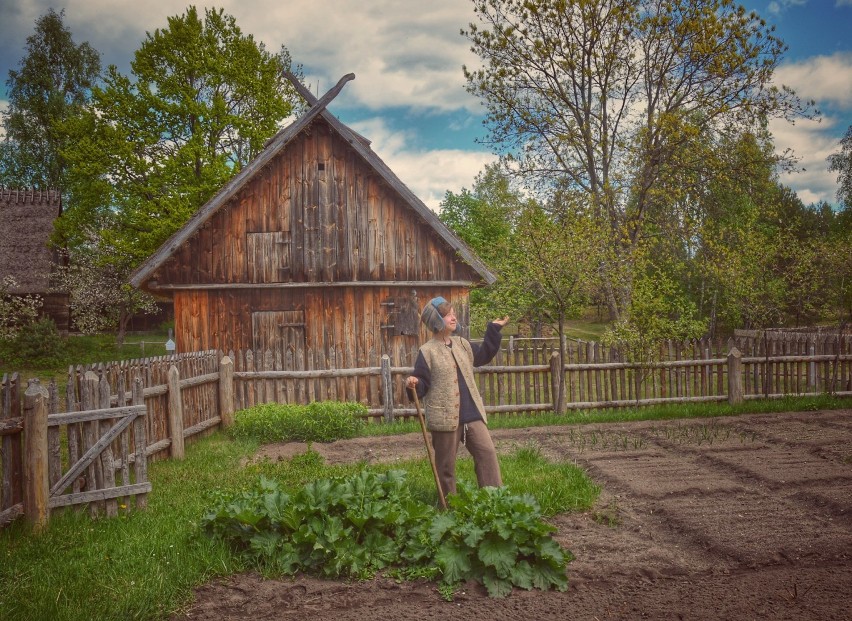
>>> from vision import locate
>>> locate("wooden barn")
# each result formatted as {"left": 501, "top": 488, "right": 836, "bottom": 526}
{"left": 129, "top": 73, "right": 496, "bottom": 374}
{"left": 0, "top": 188, "right": 70, "bottom": 333}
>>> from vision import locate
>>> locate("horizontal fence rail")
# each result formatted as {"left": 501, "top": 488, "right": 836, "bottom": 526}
{"left": 3, "top": 332, "right": 851, "bottom": 529}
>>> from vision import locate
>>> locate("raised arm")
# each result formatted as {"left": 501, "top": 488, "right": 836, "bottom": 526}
{"left": 472, "top": 317, "right": 509, "bottom": 367}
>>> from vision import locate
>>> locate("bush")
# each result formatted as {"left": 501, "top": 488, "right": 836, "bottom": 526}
{"left": 0, "top": 317, "right": 67, "bottom": 368}
{"left": 230, "top": 401, "right": 367, "bottom": 443}
{"left": 0, "top": 276, "right": 42, "bottom": 341}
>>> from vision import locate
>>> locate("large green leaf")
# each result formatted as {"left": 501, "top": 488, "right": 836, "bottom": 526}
{"left": 481, "top": 572, "right": 514, "bottom": 598}
{"left": 477, "top": 535, "right": 517, "bottom": 577}
{"left": 509, "top": 560, "right": 535, "bottom": 590}
{"left": 435, "top": 541, "right": 472, "bottom": 584}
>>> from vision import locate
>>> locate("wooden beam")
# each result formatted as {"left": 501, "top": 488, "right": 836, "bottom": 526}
{"left": 23, "top": 383, "right": 49, "bottom": 531}
{"left": 47, "top": 405, "right": 144, "bottom": 427}
{"left": 146, "top": 280, "right": 478, "bottom": 291}
{"left": 49, "top": 413, "right": 136, "bottom": 498}
{"left": 49, "top": 482, "right": 152, "bottom": 509}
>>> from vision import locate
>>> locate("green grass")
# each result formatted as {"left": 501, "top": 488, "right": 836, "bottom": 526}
{"left": 230, "top": 401, "right": 367, "bottom": 444}
{"left": 563, "top": 318, "right": 609, "bottom": 341}
{"left": 0, "top": 425, "right": 600, "bottom": 621}
{"left": 0, "top": 330, "right": 170, "bottom": 386}
{"left": 0, "top": 435, "right": 255, "bottom": 621}
{"left": 362, "top": 394, "right": 850, "bottom": 437}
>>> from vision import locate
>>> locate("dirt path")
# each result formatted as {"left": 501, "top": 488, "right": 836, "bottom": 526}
{"left": 173, "top": 409, "right": 852, "bottom": 620}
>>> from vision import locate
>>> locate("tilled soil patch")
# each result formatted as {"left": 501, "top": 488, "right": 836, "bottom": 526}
{"left": 173, "top": 409, "right": 852, "bottom": 620}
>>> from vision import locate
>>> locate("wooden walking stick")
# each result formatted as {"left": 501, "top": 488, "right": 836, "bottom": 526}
{"left": 411, "top": 389, "right": 447, "bottom": 509}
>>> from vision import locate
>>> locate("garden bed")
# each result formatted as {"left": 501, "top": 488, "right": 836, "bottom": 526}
{"left": 173, "top": 408, "right": 852, "bottom": 620}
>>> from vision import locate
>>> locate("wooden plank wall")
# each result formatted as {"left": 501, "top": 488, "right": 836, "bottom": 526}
{"left": 154, "top": 120, "right": 478, "bottom": 286}
{"left": 174, "top": 286, "right": 471, "bottom": 370}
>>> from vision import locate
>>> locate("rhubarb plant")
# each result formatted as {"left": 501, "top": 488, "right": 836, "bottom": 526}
{"left": 201, "top": 470, "right": 572, "bottom": 597}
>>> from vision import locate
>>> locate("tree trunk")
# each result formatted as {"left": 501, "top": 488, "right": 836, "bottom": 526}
{"left": 555, "top": 316, "right": 567, "bottom": 414}
{"left": 115, "top": 303, "right": 130, "bottom": 346}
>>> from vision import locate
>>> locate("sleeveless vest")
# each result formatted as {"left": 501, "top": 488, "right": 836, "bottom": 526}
{"left": 419, "top": 336, "right": 488, "bottom": 431}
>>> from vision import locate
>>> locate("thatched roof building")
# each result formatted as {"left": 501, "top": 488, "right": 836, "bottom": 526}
{"left": 0, "top": 188, "right": 69, "bottom": 331}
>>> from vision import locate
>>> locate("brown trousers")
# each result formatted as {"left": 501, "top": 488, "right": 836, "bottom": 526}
{"left": 430, "top": 420, "right": 502, "bottom": 498}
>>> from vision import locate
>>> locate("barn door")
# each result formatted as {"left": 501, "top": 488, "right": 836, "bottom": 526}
{"left": 251, "top": 311, "right": 306, "bottom": 369}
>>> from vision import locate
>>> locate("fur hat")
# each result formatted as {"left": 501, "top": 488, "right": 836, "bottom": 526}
{"left": 421, "top": 296, "right": 448, "bottom": 332}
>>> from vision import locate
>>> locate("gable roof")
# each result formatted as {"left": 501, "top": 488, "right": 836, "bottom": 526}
{"left": 0, "top": 188, "right": 62, "bottom": 293}
{"left": 130, "top": 73, "right": 496, "bottom": 289}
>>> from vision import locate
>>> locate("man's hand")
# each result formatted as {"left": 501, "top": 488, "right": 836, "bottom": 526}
{"left": 492, "top": 316, "right": 510, "bottom": 327}
{"left": 406, "top": 376, "right": 418, "bottom": 390}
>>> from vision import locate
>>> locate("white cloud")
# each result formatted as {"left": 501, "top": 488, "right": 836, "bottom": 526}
{"left": 774, "top": 52, "right": 852, "bottom": 109}
{"left": 50, "top": 0, "right": 481, "bottom": 114}
{"left": 769, "top": 52, "right": 852, "bottom": 204}
{"left": 770, "top": 115, "right": 843, "bottom": 205}
{"left": 241, "top": 0, "right": 481, "bottom": 114}
{"left": 767, "top": 0, "right": 807, "bottom": 14}
{"left": 349, "top": 117, "right": 497, "bottom": 211}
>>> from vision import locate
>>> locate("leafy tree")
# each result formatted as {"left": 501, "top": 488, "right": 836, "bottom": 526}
{"left": 828, "top": 124, "right": 852, "bottom": 209}
{"left": 688, "top": 130, "right": 792, "bottom": 334}
{"left": 58, "top": 5, "right": 300, "bottom": 264}
{"left": 0, "top": 8, "right": 101, "bottom": 189}
{"left": 490, "top": 191, "right": 602, "bottom": 410}
{"left": 462, "top": 0, "right": 815, "bottom": 323}
{"left": 440, "top": 163, "right": 519, "bottom": 325}
{"left": 602, "top": 254, "right": 708, "bottom": 395}
{"left": 440, "top": 162, "right": 517, "bottom": 268}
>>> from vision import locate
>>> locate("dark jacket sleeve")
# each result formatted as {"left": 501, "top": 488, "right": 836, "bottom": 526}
{"left": 471, "top": 322, "right": 504, "bottom": 367}
{"left": 408, "top": 350, "right": 431, "bottom": 400}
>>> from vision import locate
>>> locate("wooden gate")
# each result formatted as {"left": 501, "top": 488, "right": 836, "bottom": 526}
{"left": 47, "top": 373, "right": 150, "bottom": 518}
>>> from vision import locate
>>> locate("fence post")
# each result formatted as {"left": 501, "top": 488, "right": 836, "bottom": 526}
{"left": 808, "top": 337, "right": 817, "bottom": 393}
{"left": 550, "top": 351, "right": 565, "bottom": 414}
{"left": 727, "top": 347, "right": 743, "bottom": 405}
{"left": 132, "top": 377, "right": 148, "bottom": 510}
{"left": 219, "top": 356, "right": 235, "bottom": 428}
{"left": 2, "top": 372, "right": 24, "bottom": 512}
{"left": 167, "top": 365, "right": 185, "bottom": 459}
{"left": 23, "top": 379, "right": 49, "bottom": 532}
{"left": 381, "top": 354, "right": 394, "bottom": 423}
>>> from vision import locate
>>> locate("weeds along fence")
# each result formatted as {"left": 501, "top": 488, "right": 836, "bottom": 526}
{"left": 2, "top": 334, "right": 851, "bottom": 529}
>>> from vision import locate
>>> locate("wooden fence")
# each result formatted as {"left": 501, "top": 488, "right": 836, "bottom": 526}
{"left": 1, "top": 351, "right": 224, "bottom": 530}
{"left": 2, "top": 333, "right": 850, "bottom": 529}
{"left": 230, "top": 334, "right": 852, "bottom": 417}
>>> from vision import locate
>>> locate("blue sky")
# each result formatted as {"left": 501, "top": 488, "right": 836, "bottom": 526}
{"left": 1, "top": 0, "right": 850, "bottom": 209}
